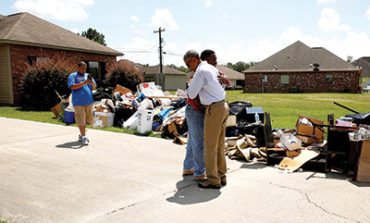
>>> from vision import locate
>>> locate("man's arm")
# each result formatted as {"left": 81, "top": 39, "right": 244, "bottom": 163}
{"left": 68, "top": 73, "right": 96, "bottom": 90}
{"left": 69, "top": 80, "right": 91, "bottom": 90}
{"left": 89, "top": 77, "right": 97, "bottom": 90}
{"left": 187, "top": 70, "right": 204, "bottom": 99}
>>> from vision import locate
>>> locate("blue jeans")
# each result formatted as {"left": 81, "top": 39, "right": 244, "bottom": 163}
{"left": 183, "top": 105, "right": 205, "bottom": 176}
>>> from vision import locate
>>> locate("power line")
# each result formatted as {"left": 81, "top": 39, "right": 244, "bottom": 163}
{"left": 153, "top": 27, "right": 165, "bottom": 74}
{"left": 164, "top": 51, "right": 182, "bottom": 57}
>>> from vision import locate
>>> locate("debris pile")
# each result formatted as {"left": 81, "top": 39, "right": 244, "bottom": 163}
{"left": 52, "top": 83, "right": 370, "bottom": 182}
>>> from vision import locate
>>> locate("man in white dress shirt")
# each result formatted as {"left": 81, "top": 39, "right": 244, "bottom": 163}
{"left": 183, "top": 50, "right": 229, "bottom": 189}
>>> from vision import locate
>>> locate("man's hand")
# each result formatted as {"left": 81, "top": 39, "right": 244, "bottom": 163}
{"left": 218, "top": 71, "right": 230, "bottom": 85}
{"left": 87, "top": 78, "right": 97, "bottom": 90}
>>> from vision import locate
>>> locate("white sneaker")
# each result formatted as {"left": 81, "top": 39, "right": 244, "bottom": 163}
{"left": 82, "top": 136, "right": 89, "bottom": 145}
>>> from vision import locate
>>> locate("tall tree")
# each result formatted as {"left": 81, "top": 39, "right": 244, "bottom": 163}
{"left": 80, "top": 28, "right": 106, "bottom": 46}
{"left": 226, "top": 62, "right": 233, "bottom": 69}
{"left": 233, "top": 61, "right": 248, "bottom": 72}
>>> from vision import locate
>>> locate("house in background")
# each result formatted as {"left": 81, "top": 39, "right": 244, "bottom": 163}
{"left": 352, "top": 57, "right": 370, "bottom": 78}
{"left": 216, "top": 65, "right": 244, "bottom": 89}
{"left": 352, "top": 57, "right": 370, "bottom": 91}
{"left": 352, "top": 57, "right": 370, "bottom": 89}
{"left": 243, "top": 41, "right": 361, "bottom": 93}
{"left": 139, "top": 65, "right": 186, "bottom": 91}
{"left": 0, "top": 12, "right": 123, "bottom": 105}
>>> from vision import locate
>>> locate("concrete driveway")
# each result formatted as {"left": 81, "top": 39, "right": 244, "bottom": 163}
{"left": 0, "top": 117, "right": 369, "bottom": 223}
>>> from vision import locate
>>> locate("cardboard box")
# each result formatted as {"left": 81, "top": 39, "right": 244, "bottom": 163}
{"left": 296, "top": 135, "right": 310, "bottom": 144}
{"left": 93, "top": 112, "right": 114, "bottom": 128}
{"left": 356, "top": 140, "right": 370, "bottom": 182}
{"left": 51, "top": 103, "right": 62, "bottom": 118}
{"left": 114, "top": 84, "right": 132, "bottom": 95}
{"left": 280, "top": 133, "right": 302, "bottom": 151}
{"left": 296, "top": 115, "right": 325, "bottom": 145}
{"left": 51, "top": 96, "right": 69, "bottom": 118}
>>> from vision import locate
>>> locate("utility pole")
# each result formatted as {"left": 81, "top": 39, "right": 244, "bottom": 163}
{"left": 153, "top": 27, "right": 165, "bottom": 74}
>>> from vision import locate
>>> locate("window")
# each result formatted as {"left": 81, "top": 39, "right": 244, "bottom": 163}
{"left": 325, "top": 74, "right": 333, "bottom": 82}
{"left": 36, "top": 57, "right": 49, "bottom": 63}
{"left": 280, "top": 75, "right": 289, "bottom": 84}
{"left": 87, "top": 61, "right": 106, "bottom": 87}
{"left": 262, "top": 75, "right": 268, "bottom": 83}
{"left": 27, "top": 56, "right": 49, "bottom": 65}
{"left": 27, "top": 56, "right": 36, "bottom": 65}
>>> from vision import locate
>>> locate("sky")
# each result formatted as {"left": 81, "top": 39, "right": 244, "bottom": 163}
{"left": 1, "top": 0, "right": 370, "bottom": 66}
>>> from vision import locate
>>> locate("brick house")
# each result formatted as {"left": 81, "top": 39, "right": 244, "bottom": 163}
{"left": 0, "top": 12, "right": 123, "bottom": 105}
{"left": 243, "top": 41, "right": 361, "bottom": 93}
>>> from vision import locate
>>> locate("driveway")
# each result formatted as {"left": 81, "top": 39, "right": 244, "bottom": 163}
{"left": 0, "top": 117, "right": 369, "bottom": 223}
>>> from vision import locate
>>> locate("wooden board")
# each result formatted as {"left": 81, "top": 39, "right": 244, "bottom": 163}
{"left": 278, "top": 149, "right": 319, "bottom": 172}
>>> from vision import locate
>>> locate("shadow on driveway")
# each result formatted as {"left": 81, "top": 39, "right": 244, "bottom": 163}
{"left": 55, "top": 141, "right": 84, "bottom": 149}
{"left": 166, "top": 177, "right": 221, "bottom": 205}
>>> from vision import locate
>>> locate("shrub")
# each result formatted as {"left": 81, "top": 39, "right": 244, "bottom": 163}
{"left": 19, "top": 59, "right": 74, "bottom": 110}
{"left": 105, "top": 60, "right": 143, "bottom": 92}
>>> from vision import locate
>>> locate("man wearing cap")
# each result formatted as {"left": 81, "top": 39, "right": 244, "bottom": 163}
{"left": 183, "top": 50, "right": 229, "bottom": 189}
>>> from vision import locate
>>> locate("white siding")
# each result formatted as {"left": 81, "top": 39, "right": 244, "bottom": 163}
{"left": 0, "top": 45, "right": 13, "bottom": 104}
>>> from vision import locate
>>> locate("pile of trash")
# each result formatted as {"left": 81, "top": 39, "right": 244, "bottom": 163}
{"left": 223, "top": 100, "right": 370, "bottom": 183}
{"left": 53, "top": 82, "right": 188, "bottom": 138}
{"left": 51, "top": 82, "right": 370, "bottom": 182}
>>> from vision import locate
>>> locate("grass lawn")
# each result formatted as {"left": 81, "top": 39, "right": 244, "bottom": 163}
{"left": 226, "top": 91, "right": 370, "bottom": 128}
{"left": 0, "top": 92, "right": 369, "bottom": 130}
{"left": 0, "top": 106, "right": 138, "bottom": 135}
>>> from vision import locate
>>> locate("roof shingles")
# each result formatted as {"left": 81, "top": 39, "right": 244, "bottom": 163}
{"left": 245, "top": 41, "right": 357, "bottom": 73}
{"left": 0, "top": 12, "right": 122, "bottom": 56}
{"left": 140, "top": 65, "right": 185, "bottom": 75}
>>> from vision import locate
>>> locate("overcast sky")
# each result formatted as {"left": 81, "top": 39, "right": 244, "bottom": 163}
{"left": 1, "top": 0, "right": 370, "bottom": 66}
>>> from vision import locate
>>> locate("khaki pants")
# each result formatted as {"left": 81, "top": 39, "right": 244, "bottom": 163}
{"left": 204, "top": 101, "right": 229, "bottom": 185}
{"left": 74, "top": 105, "right": 93, "bottom": 126}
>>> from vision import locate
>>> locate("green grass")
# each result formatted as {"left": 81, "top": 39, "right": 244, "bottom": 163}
{"left": 361, "top": 77, "right": 370, "bottom": 86}
{"left": 226, "top": 91, "right": 370, "bottom": 128}
{"left": 0, "top": 107, "right": 65, "bottom": 125}
{"left": 1, "top": 92, "right": 369, "bottom": 130}
{"left": 0, "top": 107, "right": 161, "bottom": 137}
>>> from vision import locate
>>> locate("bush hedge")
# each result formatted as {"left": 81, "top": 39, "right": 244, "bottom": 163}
{"left": 19, "top": 60, "right": 74, "bottom": 110}
{"left": 105, "top": 60, "right": 143, "bottom": 92}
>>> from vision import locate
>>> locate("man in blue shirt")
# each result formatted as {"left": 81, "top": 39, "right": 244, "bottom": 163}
{"left": 68, "top": 61, "right": 96, "bottom": 145}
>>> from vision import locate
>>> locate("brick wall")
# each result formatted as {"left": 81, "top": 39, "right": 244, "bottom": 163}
{"left": 244, "top": 71, "right": 361, "bottom": 93}
{"left": 9, "top": 44, "right": 117, "bottom": 104}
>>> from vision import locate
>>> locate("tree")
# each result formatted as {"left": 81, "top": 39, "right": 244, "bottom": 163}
{"left": 234, "top": 61, "right": 248, "bottom": 72}
{"left": 168, "top": 64, "right": 188, "bottom": 73}
{"left": 226, "top": 61, "right": 257, "bottom": 72}
{"left": 80, "top": 28, "right": 106, "bottom": 46}
{"left": 346, "top": 55, "right": 354, "bottom": 63}
{"left": 226, "top": 62, "right": 233, "bottom": 69}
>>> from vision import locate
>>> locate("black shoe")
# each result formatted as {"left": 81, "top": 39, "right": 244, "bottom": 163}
{"left": 198, "top": 181, "right": 221, "bottom": 189}
{"left": 221, "top": 177, "right": 227, "bottom": 186}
